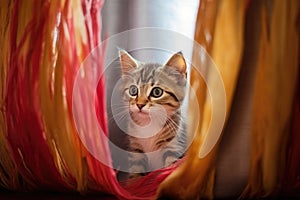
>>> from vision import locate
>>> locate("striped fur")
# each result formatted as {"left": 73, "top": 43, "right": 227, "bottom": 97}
{"left": 119, "top": 50, "right": 187, "bottom": 178}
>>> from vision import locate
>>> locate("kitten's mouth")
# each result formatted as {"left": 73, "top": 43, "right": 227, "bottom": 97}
{"left": 135, "top": 111, "right": 150, "bottom": 119}
{"left": 129, "top": 110, "right": 151, "bottom": 126}
{"left": 137, "top": 110, "right": 149, "bottom": 115}
{"left": 130, "top": 108, "right": 150, "bottom": 116}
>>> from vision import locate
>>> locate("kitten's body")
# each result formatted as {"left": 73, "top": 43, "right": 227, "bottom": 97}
{"left": 119, "top": 50, "right": 187, "bottom": 177}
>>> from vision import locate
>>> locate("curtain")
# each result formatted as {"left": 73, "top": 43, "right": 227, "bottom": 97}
{"left": 0, "top": 0, "right": 299, "bottom": 199}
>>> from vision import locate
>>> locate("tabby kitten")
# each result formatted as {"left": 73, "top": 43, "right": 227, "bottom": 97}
{"left": 119, "top": 50, "right": 187, "bottom": 178}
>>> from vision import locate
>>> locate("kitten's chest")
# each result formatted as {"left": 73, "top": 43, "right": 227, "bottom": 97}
{"left": 137, "top": 136, "right": 161, "bottom": 152}
{"left": 129, "top": 125, "right": 171, "bottom": 152}
{"left": 131, "top": 136, "right": 165, "bottom": 170}
{"left": 128, "top": 123, "right": 179, "bottom": 170}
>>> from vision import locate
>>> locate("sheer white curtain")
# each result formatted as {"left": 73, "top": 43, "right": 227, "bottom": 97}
{"left": 101, "top": 0, "right": 199, "bottom": 41}
{"left": 101, "top": 0, "right": 199, "bottom": 62}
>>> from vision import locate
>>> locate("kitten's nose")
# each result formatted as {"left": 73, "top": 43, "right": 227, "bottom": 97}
{"left": 136, "top": 104, "right": 146, "bottom": 110}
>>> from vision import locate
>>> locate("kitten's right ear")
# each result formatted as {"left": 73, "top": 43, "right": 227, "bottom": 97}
{"left": 165, "top": 52, "right": 187, "bottom": 78}
{"left": 119, "top": 50, "right": 138, "bottom": 75}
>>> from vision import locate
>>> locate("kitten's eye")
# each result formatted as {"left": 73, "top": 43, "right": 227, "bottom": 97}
{"left": 150, "top": 87, "right": 163, "bottom": 98}
{"left": 129, "top": 85, "right": 138, "bottom": 96}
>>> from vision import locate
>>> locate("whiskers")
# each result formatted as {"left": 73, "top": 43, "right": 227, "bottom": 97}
{"left": 153, "top": 108, "right": 185, "bottom": 135}
{"left": 107, "top": 103, "right": 129, "bottom": 124}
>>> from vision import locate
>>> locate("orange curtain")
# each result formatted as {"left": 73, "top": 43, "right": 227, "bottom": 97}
{"left": 158, "top": 0, "right": 299, "bottom": 199}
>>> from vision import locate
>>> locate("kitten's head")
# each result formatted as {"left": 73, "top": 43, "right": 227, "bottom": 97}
{"left": 119, "top": 50, "right": 187, "bottom": 126}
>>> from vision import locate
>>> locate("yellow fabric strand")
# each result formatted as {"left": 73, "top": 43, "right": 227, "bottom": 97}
{"left": 0, "top": 0, "right": 22, "bottom": 190}
{"left": 242, "top": 0, "right": 299, "bottom": 197}
{"left": 157, "top": 0, "right": 246, "bottom": 199}
{"left": 38, "top": 0, "right": 89, "bottom": 192}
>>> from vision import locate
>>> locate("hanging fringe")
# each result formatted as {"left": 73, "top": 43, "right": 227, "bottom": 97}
{"left": 0, "top": 0, "right": 24, "bottom": 190}
{"left": 0, "top": 0, "right": 113, "bottom": 194}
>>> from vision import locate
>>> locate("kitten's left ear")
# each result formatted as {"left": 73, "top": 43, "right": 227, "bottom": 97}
{"left": 165, "top": 52, "right": 187, "bottom": 78}
{"left": 119, "top": 49, "right": 138, "bottom": 75}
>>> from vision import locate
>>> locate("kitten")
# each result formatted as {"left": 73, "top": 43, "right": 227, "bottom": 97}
{"left": 119, "top": 50, "right": 187, "bottom": 178}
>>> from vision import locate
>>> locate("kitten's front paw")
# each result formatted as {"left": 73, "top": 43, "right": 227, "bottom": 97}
{"left": 128, "top": 173, "right": 142, "bottom": 179}
{"left": 164, "top": 156, "right": 178, "bottom": 167}
{"left": 128, "top": 165, "right": 145, "bottom": 179}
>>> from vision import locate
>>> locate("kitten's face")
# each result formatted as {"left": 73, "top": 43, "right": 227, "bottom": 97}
{"left": 119, "top": 50, "right": 187, "bottom": 127}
